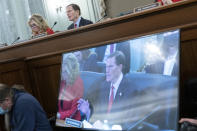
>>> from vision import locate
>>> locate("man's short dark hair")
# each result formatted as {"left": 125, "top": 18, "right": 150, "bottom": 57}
{"left": 67, "top": 4, "right": 81, "bottom": 15}
{"left": 107, "top": 51, "right": 126, "bottom": 71}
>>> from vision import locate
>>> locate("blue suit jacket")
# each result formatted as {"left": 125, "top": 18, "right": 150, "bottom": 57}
{"left": 67, "top": 17, "right": 93, "bottom": 30}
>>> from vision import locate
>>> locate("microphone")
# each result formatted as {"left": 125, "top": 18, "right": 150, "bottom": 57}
{"left": 51, "top": 21, "right": 57, "bottom": 30}
{"left": 11, "top": 37, "right": 20, "bottom": 45}
{"left": 118, "top": 10, "right": 134, "bottom": 17}
{"left": 97, "top": 13, "right": 108, "bottom": 22}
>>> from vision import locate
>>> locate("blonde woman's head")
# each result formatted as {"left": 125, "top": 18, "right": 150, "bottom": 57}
{"left": 28, "top": 14, "right": 49, "bottom": 36}
{"left": 61, "top": 53, "right": 80, "bottom": 86}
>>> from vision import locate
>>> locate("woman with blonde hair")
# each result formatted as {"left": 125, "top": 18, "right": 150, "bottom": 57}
{"left": 28, "top": 14, "right": 54, "bottom": 38}
{"left": 57, "top": 53, "right": 84, "bottom": 121}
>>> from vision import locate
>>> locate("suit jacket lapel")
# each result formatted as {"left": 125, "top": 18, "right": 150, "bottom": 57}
{"left": 114, "top": 77, "right": 126, "bottom": 104}
{"left": 101, "top": 81, "right": 110, "bottom": 111}
{"left": 79, "top": 17, "right": 83, "bottom": 27}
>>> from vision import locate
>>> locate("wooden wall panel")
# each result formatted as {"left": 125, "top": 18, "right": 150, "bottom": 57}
{"left": 27, "top": 55, "right": 61, "bottom": 117}
{"left": 180, "top": 28, "right": 197, "bottom": 118}
{"left": 0, "top": 59, "right": 32, "bottom": 93}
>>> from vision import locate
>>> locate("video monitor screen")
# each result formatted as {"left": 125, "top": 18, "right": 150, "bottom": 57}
{"left": 55, "top": 30, "right": 179, "bottom": 131}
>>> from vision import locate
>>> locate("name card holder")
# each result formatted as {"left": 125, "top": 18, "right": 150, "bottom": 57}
{"left": 134, "top": 2, "right": 161, "bottom": 13}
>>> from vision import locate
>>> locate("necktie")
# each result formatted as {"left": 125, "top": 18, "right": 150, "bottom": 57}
{"left": 107, "top": 85, "right": 114, "bottom": 113}
{"left": 110, "top": 44, "right": 114, "bottom": 54}
{"left": 74, "top": 24, "right": 77, "bottom": 28}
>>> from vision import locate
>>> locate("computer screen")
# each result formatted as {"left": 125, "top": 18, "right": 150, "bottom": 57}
{"left": 55, "top": 30, "right": 179, "bottom": 131}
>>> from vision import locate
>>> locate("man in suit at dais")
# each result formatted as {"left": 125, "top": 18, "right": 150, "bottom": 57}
{"left": 66, "top": 4, "right": 93, "bottom": 30}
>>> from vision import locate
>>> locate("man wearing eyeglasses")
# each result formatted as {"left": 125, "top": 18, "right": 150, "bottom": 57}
{"left": 66, "top": 4, "right": 93, "bottom": 30}
{"left": 0, "top": 84, "right": 52, "bottom": 131}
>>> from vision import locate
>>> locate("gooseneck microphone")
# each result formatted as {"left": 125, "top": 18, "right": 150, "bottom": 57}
{"left": 11, "top": 37, "right": 20, "bottom": 45}
{"left": 97, "top": 13, "right": 108, "bottom": 22}
{"left": 51, "top": 21, "right": 57, "bottom": 30}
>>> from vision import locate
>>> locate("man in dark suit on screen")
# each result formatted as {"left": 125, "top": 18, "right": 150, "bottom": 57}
{"left": 92, "top": 51, "right": 138, "bottom": 130}
{"left": 66, "top": 4, "right": 93, "bottom": 30}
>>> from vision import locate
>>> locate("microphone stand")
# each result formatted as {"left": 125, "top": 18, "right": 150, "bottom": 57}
{"left": 97, "top": 14, "right": 108, "bottom": 22}
{"left": 11, "top": 37, "right": 20, "bottom": 45}
{"left": 51, "top": 21, "right": 57, "bottom": 30}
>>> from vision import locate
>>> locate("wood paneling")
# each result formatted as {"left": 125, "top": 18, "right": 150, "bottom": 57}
{"left": 0, "top": 58, "right": 32, "bottom": 93}
{"left": 180, "top": 30, "right": 197, "bottom": 117}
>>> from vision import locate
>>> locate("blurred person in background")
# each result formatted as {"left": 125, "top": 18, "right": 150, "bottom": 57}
{"left": 145, "top": 32, "right": 179, "bottom": 76}
{"left": 57, "top": 53, "right": 90, "bottom": 121}
{"left": 73, "top": 49, "right": 98, "bottom": 72}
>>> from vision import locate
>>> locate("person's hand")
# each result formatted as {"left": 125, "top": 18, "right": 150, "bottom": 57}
{"left": 179, "top": 118, "right": 197, "bottom": 125}
{"left": 77, "top": 99, "right": 89, "bottom": 114}
{"left": 77, "top": 98, "right": 91, "bottom": 120}
{"left": 56, "top": 112, "right": 61, "bottom": 119}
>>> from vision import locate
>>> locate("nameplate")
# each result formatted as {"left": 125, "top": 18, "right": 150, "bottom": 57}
{"left": 119, "top": 10, "right": 134, "bottom": 16}
{"left": 134, "top": 2, "right": 161, "bottom": 13}
{"left": 32, "top": 33, "right": 47, "bottom": 39}
{"left": 65, "top": 118, "right": 82, "bottom": 128}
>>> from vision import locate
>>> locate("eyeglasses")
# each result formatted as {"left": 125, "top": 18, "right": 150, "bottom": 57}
{"left": 30, "top": 23, "right": 37, "bottom": 28}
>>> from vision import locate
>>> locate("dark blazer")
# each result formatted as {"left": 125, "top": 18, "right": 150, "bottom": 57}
{"left": 10, "top": 90, "right": 52, "bottom": 131}
{"left": 67, "top": 17, "right": 93, "bottom": 30}
{"left": 80, "top": 53, "right": 98, "bottom": 72}
{"left": 144, "top": 60, "right": 178, "bottom": 76}
{"left": 94, "top": 76, "right": 139, "bottom": 129}
{"left": 95, "top": 41, "right": 131, "bottom": 74}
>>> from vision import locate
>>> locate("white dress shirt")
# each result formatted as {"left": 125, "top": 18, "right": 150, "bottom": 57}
{"left": 109, "top": 73, "right": 123, "bottom": 100}
{"left": 163, "top": 51, "right": 177, "bottom": 76}
{"left": 74, "top": 16, "right": 81, "bottom": 28}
